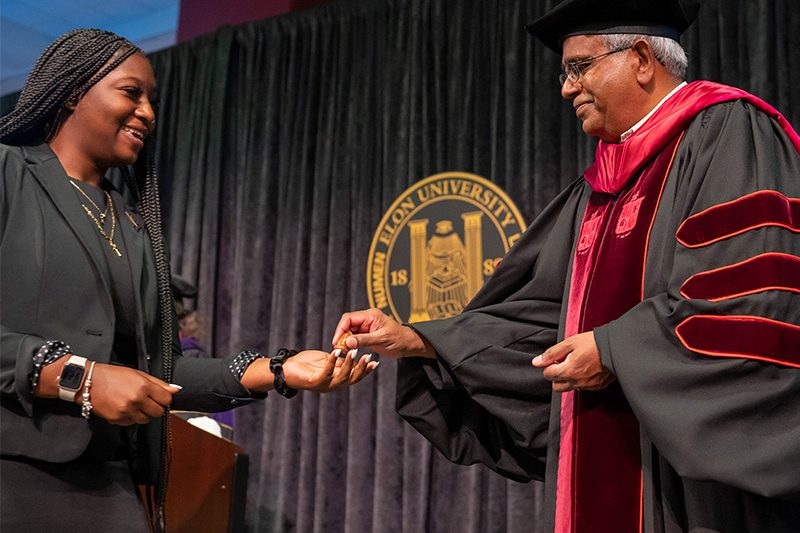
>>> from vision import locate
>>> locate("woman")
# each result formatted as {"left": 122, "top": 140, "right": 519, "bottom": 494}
{"left": 0, "top": 29, "right": 373, "bottom": 532}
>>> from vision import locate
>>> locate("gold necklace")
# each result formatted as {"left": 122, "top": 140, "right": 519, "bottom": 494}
{"left": 70, "top": 180, "right": 122, "bottom": 257}
{"left": 69, "top": 180, "right": 109, "bottom": 222}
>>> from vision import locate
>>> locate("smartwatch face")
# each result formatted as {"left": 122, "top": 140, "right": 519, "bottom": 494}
{"left": 59, "top": 364, "right": 85, "bottom": 390}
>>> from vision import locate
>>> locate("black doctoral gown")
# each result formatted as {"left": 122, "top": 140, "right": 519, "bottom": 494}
{"left": 395, "top": 99, "right": 800, "bottom": 532}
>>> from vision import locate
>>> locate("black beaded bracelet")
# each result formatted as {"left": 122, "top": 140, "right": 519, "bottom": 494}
{"left": 228, "top": 350, "right": 263, "bottom": 381}
{"left": 269, "top": 348, "right": 298, "bottom": 398}
{"left": 30, "top": 340, "right": 72, "bottom": 392}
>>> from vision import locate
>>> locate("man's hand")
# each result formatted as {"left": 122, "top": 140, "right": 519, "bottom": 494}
{"left": 531, "top": 331, "right": 615, "bottom": 392}
{"left": 332, "top": 308, "right": 435, "bottom": 359}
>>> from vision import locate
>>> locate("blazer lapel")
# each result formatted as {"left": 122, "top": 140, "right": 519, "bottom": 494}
{"left": 23, "top": 145, "right": 113, "bottom": 299}
{"left": 116, "top": 193, "right": 145, "bottom": 306}
{"left": 114, "top": 191, "right": 152, "bottom": 371}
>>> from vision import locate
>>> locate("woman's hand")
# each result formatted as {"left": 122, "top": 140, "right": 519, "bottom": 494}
{"left": 88, "top": 364, "right": 181, "bottom": 425}
{"left": 283, "top": 349, "right": 377, "bottom": 392}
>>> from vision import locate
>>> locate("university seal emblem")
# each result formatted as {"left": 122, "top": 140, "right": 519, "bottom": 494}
{"left": 367, "top": 172, "right": 526, "bottom": 322}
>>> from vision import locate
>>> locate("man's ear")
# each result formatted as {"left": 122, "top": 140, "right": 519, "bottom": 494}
{"left": 632, "top": 40, "right": 656, "bottom": 86}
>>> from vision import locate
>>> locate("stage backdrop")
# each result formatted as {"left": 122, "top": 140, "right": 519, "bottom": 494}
{"left": 142, "top": 0, "right": 799, "bottom": 531}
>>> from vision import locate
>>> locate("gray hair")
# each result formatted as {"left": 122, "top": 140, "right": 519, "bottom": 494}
{"left": 600, "top": 34, "right": 688, "bottom": 80}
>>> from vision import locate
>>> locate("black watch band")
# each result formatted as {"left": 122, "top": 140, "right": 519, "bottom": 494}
{"left": 269, "top": 348, "right": 299, "bottom": 398}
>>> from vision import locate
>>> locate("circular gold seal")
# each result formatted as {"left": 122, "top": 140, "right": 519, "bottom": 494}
{"left": 367, "top": 172, "right": 527, "bottom": 323}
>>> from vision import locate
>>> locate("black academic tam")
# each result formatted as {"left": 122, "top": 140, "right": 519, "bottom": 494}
{"left": 526, "top": 0, "right": 701, "bottom": 53}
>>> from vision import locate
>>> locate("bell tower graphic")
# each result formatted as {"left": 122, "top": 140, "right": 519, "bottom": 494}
{"left": 407, "top": 212, "right": 484, "bottom": 322}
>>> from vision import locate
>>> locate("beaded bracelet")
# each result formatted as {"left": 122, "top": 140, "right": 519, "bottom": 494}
{"left": 228, "top": 350, "right": 263, "bottom": 381}
{"left": 81, "top": 361, "right": 97, "bottom": 419}
{"left": 30, "top": 340, "right": 72, "bottom": 392}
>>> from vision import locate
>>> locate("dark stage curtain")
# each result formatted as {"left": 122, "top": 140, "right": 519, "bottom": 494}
{"left": 140, "top": 0, "right": 799, "bottom": 531}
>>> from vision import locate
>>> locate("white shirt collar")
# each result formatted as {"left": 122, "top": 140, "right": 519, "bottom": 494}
{"left": 619, "top": 81, "right": 688, "bottom": 142}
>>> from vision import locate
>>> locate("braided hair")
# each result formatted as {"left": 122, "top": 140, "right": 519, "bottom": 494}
{"left": 0, "top": 28, "right": 174, "bottom": 531}
{"left": 1, "top": 29, "right": 138, "bottom": 144}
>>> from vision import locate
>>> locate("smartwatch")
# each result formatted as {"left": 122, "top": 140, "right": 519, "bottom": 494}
{"left": 58, "top": 355, "right": 87, "bottom": 401}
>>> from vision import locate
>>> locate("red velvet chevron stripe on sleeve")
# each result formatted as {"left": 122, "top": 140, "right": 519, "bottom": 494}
{"left": 679, "top": 253, "right": 800, "bottom": 301}
{"left": 675, "top": 315, "right": 800, "bottom": 368}
{"left": 676, "top": 190, "right": 800, "bottom": 248}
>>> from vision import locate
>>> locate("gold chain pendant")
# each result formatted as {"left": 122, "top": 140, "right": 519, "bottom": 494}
{"left": 70, "top": 180, "right": 108, "bottom": 221}
{"left": 76, "top": 189, "right": 123, "bottom": 258}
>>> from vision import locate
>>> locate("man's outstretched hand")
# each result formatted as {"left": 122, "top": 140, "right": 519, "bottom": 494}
{"left": 332, "top": 308, "right": 435, "bottom": 359}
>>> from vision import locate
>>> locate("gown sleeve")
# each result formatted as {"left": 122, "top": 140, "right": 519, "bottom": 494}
{"left": 593, "top": 100, "right": 800, "bottom": 501}
{"left": 395, "top": 179, "right": 587, "bottom": 482}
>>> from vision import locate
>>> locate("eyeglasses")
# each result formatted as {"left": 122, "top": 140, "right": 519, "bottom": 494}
{"left": 558, "top": 47, "right": 631, "bottom": 87}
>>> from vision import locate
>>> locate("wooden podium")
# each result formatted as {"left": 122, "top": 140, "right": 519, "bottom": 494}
{"left": 164, "top": 414, "right": 248, "bottom": 533}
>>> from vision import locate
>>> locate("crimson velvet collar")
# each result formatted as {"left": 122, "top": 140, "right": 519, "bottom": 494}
{"left": 584, "top": 80, "right": 800, "bottom": 194}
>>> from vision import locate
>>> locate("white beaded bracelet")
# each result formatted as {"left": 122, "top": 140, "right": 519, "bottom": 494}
{"left": 81, "top": 361, "right": 97, "bottom": 420}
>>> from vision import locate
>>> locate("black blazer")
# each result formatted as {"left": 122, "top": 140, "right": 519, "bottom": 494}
{"left": 0, "top": 143, "right": 259, "bottom": 479}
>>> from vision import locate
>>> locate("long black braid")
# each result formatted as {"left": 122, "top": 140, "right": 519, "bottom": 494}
{"left": 0, "top": 29, "right": 173, "bottom": 532}
{"left": 124, "top": 137, "right": 175, "bottom": 533}
{"left": 0, "top": 29, "right": 137, "bottom": 144}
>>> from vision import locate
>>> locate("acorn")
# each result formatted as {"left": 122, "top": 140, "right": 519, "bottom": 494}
{"left": 335, "top": 331, "right": 353, "bottom": 352}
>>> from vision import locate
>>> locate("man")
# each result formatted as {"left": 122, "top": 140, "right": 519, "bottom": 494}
{"left": 335, "top": 0, "right": 800, "bottom": 531}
